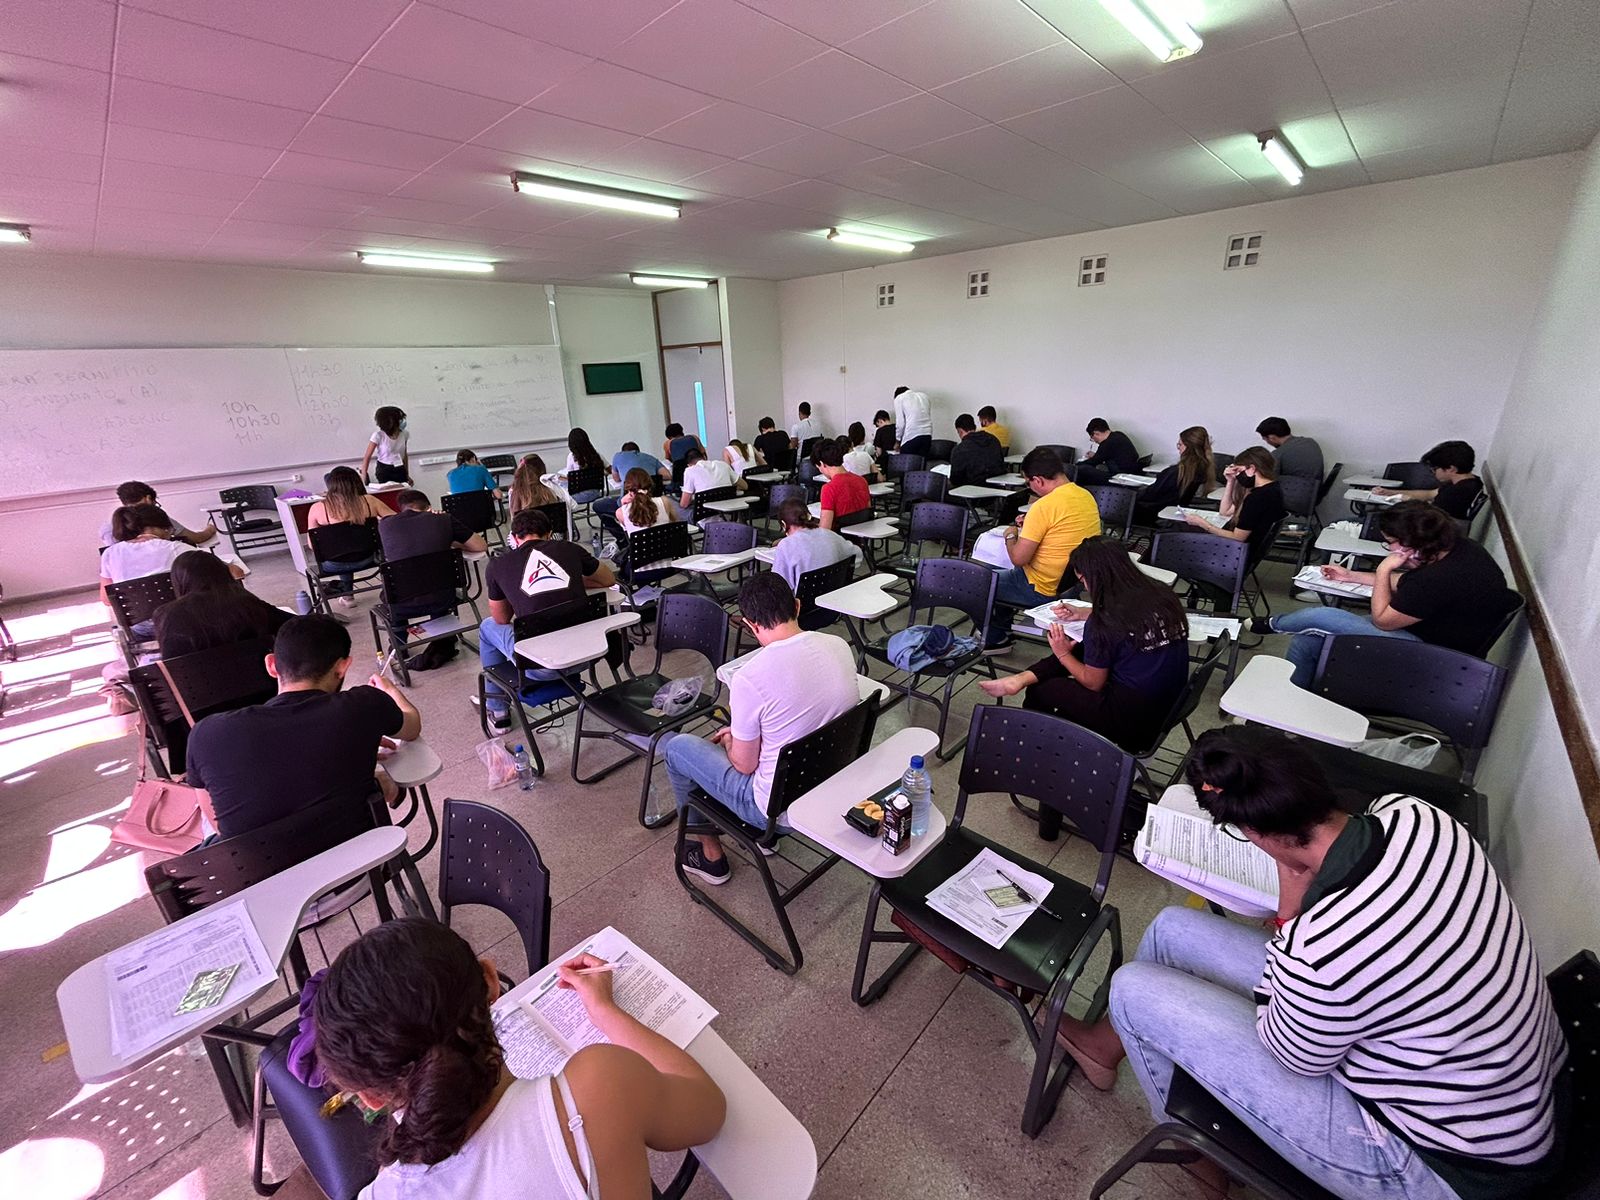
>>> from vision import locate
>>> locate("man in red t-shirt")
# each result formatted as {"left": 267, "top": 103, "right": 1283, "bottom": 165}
{"left": 817, "top": 438, "right": 870, "bottom": 530}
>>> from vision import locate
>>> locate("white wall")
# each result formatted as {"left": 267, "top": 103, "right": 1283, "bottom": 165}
{"left": 0, "top": 255, "right": 659, "bottom": 597}
{"left": 718, "top": 277, "right": 784, "bottom": 436}
{"left": 1476, "top": 133, "right": 1600, "bottom": 966}
{"left": 552, "top": 285, "right": 665, "bottom": 463}
{"left": 654, "top": 284, "right": 722, "bottom": 346}
{"left": 777, "top": 156, "right": 1582, "bottom": 478}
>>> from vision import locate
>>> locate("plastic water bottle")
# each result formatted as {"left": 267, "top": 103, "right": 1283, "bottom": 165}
{"left": 903, "top": 755, "right": 932, "bottom": 837}
{"left": 590, "top": 527, "right": 602, "bottom": 558}
{"left": 512, "top": 744, "right": 536, "bottom": 791}
{"left": 293, "top": 589, "right": 314, "bottom": 615}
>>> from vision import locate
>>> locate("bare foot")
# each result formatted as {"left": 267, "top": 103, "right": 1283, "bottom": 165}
{"left": 979, "top": 676, "right": 1026, "bottom": 699}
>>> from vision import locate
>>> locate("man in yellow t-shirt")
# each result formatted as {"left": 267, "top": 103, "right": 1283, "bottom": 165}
{"left": 978, "top": 405, "right": 1010, "bottom": 453}
{"left": 983, "top": 445, "right": 1101, "bottom": 647}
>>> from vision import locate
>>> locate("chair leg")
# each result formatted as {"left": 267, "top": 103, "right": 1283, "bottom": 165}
{"left": 1088, "top": 1122, "right": 1209, "bottom": 1200}
{"left": 1020, "top": 905, "right": 1121, "bottom": 1137}
{"left": 654, "top": 1151, "right": 701, "bottom": 1200}
{"left": 249, "top": 1062, "right": 286, "bottom": 1195}
{"left": 850, "top": 880, "right": 922, "bottom": 1006}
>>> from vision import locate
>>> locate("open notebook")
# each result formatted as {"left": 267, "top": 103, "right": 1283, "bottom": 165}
{"left": 1134, "top": 800, "right": 1279, "bottom": 918}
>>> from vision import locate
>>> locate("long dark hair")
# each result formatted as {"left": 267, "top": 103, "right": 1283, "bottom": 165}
{"left": 1068, "top": 536, "right": 1187, "bottom": 648}
{"left": 170, "top": 550, "right": 236, "bottom": 596}
{"left": 374, "top": 406, "right": 406, "bottom": 437}
{"left": 567, "top": 428, "right": 604, "bottom": 472}
{"left": 111, "top": 504, "right": 172, "bottom": 541}
{"left": 312, "top": 919, "right": 503, "bottom": 1167}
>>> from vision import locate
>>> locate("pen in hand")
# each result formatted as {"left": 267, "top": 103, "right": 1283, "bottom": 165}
{"left": 997, "top": 868, "right": 1063, "bottom": 921}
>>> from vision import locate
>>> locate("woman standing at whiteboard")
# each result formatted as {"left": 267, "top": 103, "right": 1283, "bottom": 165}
{"left": 361, "top": 406, "right": 410, "bottom": 485}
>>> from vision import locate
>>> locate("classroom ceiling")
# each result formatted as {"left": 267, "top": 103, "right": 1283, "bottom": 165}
{"left": 2, "top": 0, "right": 1597, "bottom": 285}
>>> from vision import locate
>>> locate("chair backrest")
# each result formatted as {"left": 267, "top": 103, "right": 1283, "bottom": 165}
{"left": 834, "top": 504, "right": 874, "bottom": 530}
{"left": 1383, "top": 461, "right": 1437, "bottom": 490}
{"left": 259, "top": 1027, "right": 384, "bottom": 1200}
{"left": 378, "top": 549, "right": 468, "bottom": 609}
{"left": 567, "top": 466, "right": 604, "bottom": 495}
{"left": 530, "top": 500, "right": 570, "bottom": 539}
{"left": 479, "top": 453, "right": 516, "bottom": 471}
{"left": 884, "top": 452, "right": 926, "bottom": 479}
{"left": 308, "top": 520, "right": 381, "bottom": 565}
{"left": 1136, "top": 453, "right": 1153, "bottom": 469}
{"left": 1358, "top": 510, "right": 1386, "bottom": 541}
{"left": 1549, "top": 949, "right": 1600, "bottom": 1196}
{"left": 1277, "top": 474, "right": 1317, "bottom": 516}
{"left": 690, "top": 485, "right": 736, "bottom": 522}
{"left": 901, "top": 469, "right": 947, "bottom": 505}
{"left": 156, "top": 637, "right": 276, "bottom": 728}
{"left": 765, "top": 446, "right": 797, "bottom": 473}
{"left": 1083, "top": 483, "right": 1135, "bottom": 538}
{"left": 621, "top": 520, "right": 692, "bottom": 576}
{"left": 1132, "top": 631, "right": 1231, "bottom": 758}
{"left": 957, "top": 705, "right": 1135, "bottom": 901}
{"left": 701, "top": 520, "right": 757, "bottom": 555}
{"left": 671, "top": 456, "right": 689, "bottom": 489}
{"left": 654, "top": 592, "right": 730, "bottom": 669}
{"left": 1211, "top": 451, "right": 1235, "bottom": 474}
{"left": 906, "top": 500, "right": 969, "bottom": 556}
{"left": 439, "top": 798, "right": 551, "bottom": 977}
{"left": 799, "top": 436, "right": 822, "bottom": 463}
{"left": 1474, "top": 592, "right": 1523, "bottom": 657}
{"left": 767, "top": 483, "right": 806, "bottom": 512}
{"left": 1312, "top": 636, "right": 1507, "bottom": 755}
{"left": 440, "top": 489, "right": 498, "bottom": 534}
{"left": 911, "top": 557, "right": 997, "bottom": 634}
{"left": 219, "top": 484, "right": 278, "bottom": 513}
{"left": 1150, "top": 531, "right": 1247, "bottom": 612}
{"left": 1041, "top": 444, "right": 1077, "bottom": 467}
{"left": 105, "top": 572, "right": 176, "bottom": 632}
{"left": 796, "top": 556, "right": 857, "bottom": 630}
{"left": 926, "top": 437, "right": 956, "bottom": 463}
{"left": 1246, "top": 516, "right": 1286, "bottom": 572}
{"left": 1316, "top": 461, "right": 1344, "bottom": 505}
{"left": 765, "top": 695, "right": 879, "bottom": 824}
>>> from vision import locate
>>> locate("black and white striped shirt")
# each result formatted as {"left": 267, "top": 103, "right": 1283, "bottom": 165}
{"left": 1257, "top": 794, "right": 1566, "bottom": 1171}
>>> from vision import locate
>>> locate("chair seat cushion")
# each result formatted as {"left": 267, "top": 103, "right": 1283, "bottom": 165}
{"left": 879, "top": 827, "right": 1102, "bottom": 995}
{"left": 585, "top": 674, "right": 716, "bottom": 735}
{"left": 485, "top": 662, "right": 581, "bottom": 707}
{"left": 231, "top": 517, "right": 280, "bottom": 532}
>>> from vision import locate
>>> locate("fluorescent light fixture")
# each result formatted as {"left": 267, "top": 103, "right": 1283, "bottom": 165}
{"left": 357, "top": 251, "right": 494, "bottom": 273}
{"left": 512, "top": 172, "right": 681, "bottom": 219}
{"left": 1097, "top": 0, "right": 1202, "bottom": 62}
{"left": 630, "top": 274, "right": 710, "bottom": 289}
{"left": 1258, "top": 131, "right": 1305, "bottom": 186}
{"left": 827, "top": 228, "right": 915, "bottom": 254}
{"left": 0, "top": 223, "right": 31, "bottom": 243}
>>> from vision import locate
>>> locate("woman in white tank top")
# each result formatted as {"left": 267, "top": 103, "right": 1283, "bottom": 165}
{"left": 312, "top": 920, "right": 726, "bottom": 1199}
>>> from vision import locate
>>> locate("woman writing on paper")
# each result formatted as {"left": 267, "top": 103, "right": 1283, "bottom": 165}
{"left": 979, "top": 536, "right": 1188, "bottom": 752}
{"left": 312, "top": 918, "right": 726, "bottom": 1200}
{"left": 361, "top": 406, "right": 410, "bottom": 485}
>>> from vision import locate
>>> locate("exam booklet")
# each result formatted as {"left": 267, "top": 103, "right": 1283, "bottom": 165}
{"left": 1293, "top": 566, "right": 1374, "bottom": 598}
{"left": 925, "top": 847, "right": 1055, "bottom": 950}
{"left": 1134, "top": 802, "right": 1279, "bottom": 918}
{"left": 492, "top": 926, "right": 716, "bottom": 1080}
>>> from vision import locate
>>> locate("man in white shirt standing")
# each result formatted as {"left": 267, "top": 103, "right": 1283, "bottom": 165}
{"left": 667, "top": 572, "right": 859, "bottom": 884}
{"left": 893, "top": 386, "right": 933, "bottom": 458}
{"left": 788, "top": 402, "right": 821, "bottom": 456}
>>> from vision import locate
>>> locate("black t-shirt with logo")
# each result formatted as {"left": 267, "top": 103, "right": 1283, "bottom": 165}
{"left": 486, "top": 538, "right": 598, "bottom": 620}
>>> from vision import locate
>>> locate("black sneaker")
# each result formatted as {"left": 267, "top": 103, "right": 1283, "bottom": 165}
{"left": 1248, "top": 616, "right": 1275, "bottom": 635}
{"left": 680, "top": 842, "right": 731, "bottom": 885}
{"left": 982, "top": 635, "right": 1015, "bottom": 656}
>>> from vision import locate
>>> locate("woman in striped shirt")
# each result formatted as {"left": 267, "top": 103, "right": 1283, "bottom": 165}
{"left": 1058, "top": 727, "right": 1566, "bottom": 1200}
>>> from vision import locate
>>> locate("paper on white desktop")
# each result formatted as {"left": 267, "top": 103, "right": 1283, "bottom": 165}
{"left": 105, "top": 901, "right": 275, "bottom": 1060}
{"left": 1023, "top": 600, "right": 1090, "bottom": 638}
{"left": 1293, "top": 566, "right": 1373, "bottom": 598}
{"left": 493, "top": 926, "right": 716, "bottom": 1080}
{"left": 1175, "top": 507, "right": 1230, "bottom": 529}
{"left": 926, "top": 847, "right": 1054, "bottom": 950}
{"left": 1185, "top": 614, "right": 1243, "bottom": 640}
{"left": 1135, "top": 804, "right": 1278, "bottom": 917}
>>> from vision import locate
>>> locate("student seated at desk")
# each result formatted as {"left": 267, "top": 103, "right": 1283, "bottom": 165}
{"left": 980, "top": 537, "right": 1188, "bottom": 751}
{"left": 446, "top": 450, "right": 501, "bottom": 499}
{"left": 311, "top": 918, "right": 726, "bottom": 1200}
{"left": 982, "top": 446, "right": 1101, "bottom": 649}
{"left": 1055, "top": 727, "right": 1567, "bottom": 1200}
{"left": 616, "top": 468, "right": 682, "bottom": 535}
{"left": 361, "top": 405, "right": 410, "bottom": 485}
{"left": 752, "top": 417, "right": 790, "bottom": 470}
{"left": 153, "top": 550, "right": 289, "bottom": 659}
{"left": 871, "top": 409, "right": 897, "bottom": 457}
{"left": 101, "top": 506, "right": 245, "bottom": 632}
{"left": 1254, "top": 500, "right": 1518, "bottom": 686}
{"left": 679, "top": 447, "right": 740, "bottom": 509}
{"left": 816, "top": 440, "right": 871, "bottom": 530}
{"left": 770, "top": 498, "right": 859, "bottom": 591}
{"left": 378, "top": 490, "right": 486, "bottom": 662}
{"left": 1256, "top": 416, "right": 1324, "bottom": 483}
{"left": 1076, "top": 418, "right": 1141, "bottom": 486}
{"left": 977, "top": 405, "right": 1010, "bottom": 453}
{"left": 1133, "top": 426, "right": 1215, "bottom": 526}
{"left": 478, "top": 508, "right": 614, "bottom": 732}
{"left": 308, "top": 467, "right": 393, "bottom": 609}
{"left": 1372, "top": 440, "right": 1483, "bottom": 519}
{"left": 507, "top": 455, "right": 576, "bottom": 537}
{"left": 947, "top": 413, "right": 1006, "bottom": 489}
{"left": 185, "top": 615, "right": 421, "bottom": 837}
{"left": 668, "top": 573, "right": 858, "bottom": 885}
{"left": 97, "top": 480, "right": 216, "bottom": 548}
{"left": 1182, "top": 447, "right": 1285, "bottom": 581}
{"left": 597, "top": 442, "right": 669, "bottom": 533}
{"left": 723, "top": 437, "right": 757, "bottom": 477}
{"left": 663, "top": 421, "right": 704, "bottom": 467}
{"left": 843, "top": 424, "right": 879, "bottom": 476}
{"left": 563, "top": 427, "right": 608, "bottom": 503}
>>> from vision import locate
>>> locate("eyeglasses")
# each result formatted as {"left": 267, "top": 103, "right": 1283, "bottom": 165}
{"left": 1218, "top": 823, "right": 1249, "bottom": 842}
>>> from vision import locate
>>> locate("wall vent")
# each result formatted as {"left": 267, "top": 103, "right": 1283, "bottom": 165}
{"left": 1224, "top": 233, "right": 1264, "bottom": 269}
{"left": 1078, "top": 254, "right": 1107, "bottom": 286}
{"left": 967, "top": 270, "right": 990, "bottom": 298}
{"left": 876, "top": 283, "right": 895, "bottom": 308}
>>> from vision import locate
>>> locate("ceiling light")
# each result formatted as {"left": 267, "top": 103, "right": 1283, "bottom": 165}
{"left": 1258, "top": 131, "right": 1305, "bottom": 186}
{"left": 357, "top": 251, "right": 494, "bottom": 273}
{"left": 0, "top": 223, "right": 31, "bottom": 243}
{"left": 1097, "top": 0, "right": 1202, "bottom": 62}
{"left": 630, "top": 274, "right": 710, "bottom": 289}
{"left": 827, "top": 228, "right": 915, "bottom": 254}
{"left": 512, "top": 172, "right": 681, "bottom": 219}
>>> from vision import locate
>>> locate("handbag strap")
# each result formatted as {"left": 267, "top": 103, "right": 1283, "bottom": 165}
{"left": 142, "top": 783, "right": 202, "bottom": 837}
{"left": 154, "top": 658, "right": 201, "bottom": 729}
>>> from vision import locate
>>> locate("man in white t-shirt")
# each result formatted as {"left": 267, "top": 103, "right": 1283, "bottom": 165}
{"left": 789, "top": 402, "right": 821, "bottom": 453}
{"left": 893, "top": 386, "right": 932, "bottom": 457}
{"left": 667, "top": 572, "right": 858, "bottom": 884}
{"left": 678, "top": 446, "right": 739, "bottom": 508}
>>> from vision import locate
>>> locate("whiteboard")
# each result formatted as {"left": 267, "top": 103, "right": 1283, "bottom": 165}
{"left": 0, "top": 344, "right": 569, "bottom": 499}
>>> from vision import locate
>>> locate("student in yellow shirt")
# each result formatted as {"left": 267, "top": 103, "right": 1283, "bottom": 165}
{"left": 978, "top": 406, "right": 1010, "bottom": 453}
{"left": 984, "top": 445, "right": 1101, "bottom": 647}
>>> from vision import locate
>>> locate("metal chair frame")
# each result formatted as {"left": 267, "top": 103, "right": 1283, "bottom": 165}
{"left": 207, "top": 484, "right": 286, "bottom": 557}
{"left": 305, "top": 521, "right": 385, "bottom": 612}
{"left": 367, "top": 549, "right": 482, "bottom": 686}
{"left": 105, "top": 571, "right": 176, "bottom": 665}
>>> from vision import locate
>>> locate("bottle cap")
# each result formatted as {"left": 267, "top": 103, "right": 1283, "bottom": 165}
{"left": 892, "top": 794, "right": 911, "bottom": 810}
{"left": 909, "top": 755, "right": 924, "bottom": 770}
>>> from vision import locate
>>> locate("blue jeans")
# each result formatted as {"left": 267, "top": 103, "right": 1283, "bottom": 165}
{"left": 478, "top": 618, "right": 559, "bottom": 718}
{"left": 985, "top": 564, "right": 1055, "bottom": 646}
{"left": 665, "top": 735, "right": 771, "bottom": 831}
{"left": 1110, "top": 908, "right": 1458, "bottom": 1200}
{"left": 1269, "top": 607, "right": 1422, "bottom": 688}
{"left": 318, "top": 556, "right": 375, "bottom": 597}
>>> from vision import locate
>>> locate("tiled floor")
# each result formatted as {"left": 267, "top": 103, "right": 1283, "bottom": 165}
{"left": 0, "top": 541, "right": 1303, "bottom": 1200}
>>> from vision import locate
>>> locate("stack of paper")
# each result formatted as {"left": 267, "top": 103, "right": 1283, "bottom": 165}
{"left": 1186, "top": 614, "right": 1242, "bottom": 641}
{"left": 1110, "top": 473, "right": 1153, "bottom": 487}
{"left": 1175, "top": 507, "right": 1230, "bottom": 529}
{"left": 1294, "top": 566, "right": 1373, "bottom": 598}
{"left": 926, "top": 847, "right": 1055, "bottom": 949}
{"left": 1022, "top": 600, "right": 1090, "bottom": 639}
{"left": 1134, "top": 805, "right": 1278, "bottom": 918}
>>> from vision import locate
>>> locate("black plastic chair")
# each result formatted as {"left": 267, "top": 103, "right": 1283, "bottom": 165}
{"left": 208, "top": 484, "right": 285, "bottom": 557}
{"left": 306, "top": 521, "right": 384, "bottom": 611}
{"left": 531, "top": 499, "right": 571, "bottom": 540}
{"left": 441, "top": 489, "right": 503, "bottom": 548}
{"left": 439, "top": 798, "right": 551, "bottom": 979}
{"left": 883, "top": 500, "right": 969, "bottom": 581}
{"left": 252, "top": 1025, "right": 385, "bottom": 1198}
{"left": 368, "top": 550, "right": 481, "bottom": 685}
{"left": 687, "top": 484, "right": 737, "bottom": 525}
{"left": 762, "top": 483, "right": 807, "bottom": 534}
{"left": 1315, "top": 461, "right": 1343, "bottom": 507}
{"left": 927, "top": 437, "right": 956, "bottom": 464}
{"left": 695, "top": 520, "right": 759, "bottom": 603}
{"left": 899, "top": 468, "right": 948, "bottom": 515}
{"left": 155, "top": 637, "right": 276, "bottom": 728}
{"left": 572, "top": 592, "right": 729, "bottom": 829}
{"left": 1311, "top": 636, "right": 1507, "bottom": 784}
{"left": 676, "top": 695, "right": 879, "bottom": 974}
{"left": 1382, "top": 460, "right": 1437, "bottom": 490}
{"left": 617, "top": 520, "right": 693, "bottom": 611}
{"left": 862, "top": 557, "right": 997, "bottom": 760}
{"left": 480, "top": 452, "right": 517, "bottom": 473}
{"left": 1211, "top": 451, "right": 1235, "bottom": 474}
{"left": 1092, "top": 948, "right": 1600, "bottom": 1200}
{"left": 126, "top": 657, "right": 189, "bottom": 778}
{"left": 1151, "top": 531, "right": 1248, "bottom": 614}
{"left": 1474, "top": 591, "right": 1523, "bottom": 656}
{"left": 853, "top": 705, "right": 1133, "bottom": 1136}
{"left": 105, "top": 572, "right": 175, "bottom": 665}
{"left": 884, "top": 452, "right": 926, "bottom": 482}
{"left": 795, "top": 555, "right": 857, "bottom": 633}
{"left": 1041, "top": 444, "right": 1077, "bottom": 467}
{"left": 1128, "top": 630, "right": 1232, "bottom": 797}
{"left": 1084, "top": 483, "right": 1136, "bottom": 539}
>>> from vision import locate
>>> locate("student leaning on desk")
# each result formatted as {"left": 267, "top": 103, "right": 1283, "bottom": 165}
{"left": 97, "top": 479, "right": 217, "bottom": 548}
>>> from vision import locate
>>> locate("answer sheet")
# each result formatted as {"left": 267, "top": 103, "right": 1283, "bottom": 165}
{"left": 925, "top": 847, "right": 1055, "bottom": 950}
{"left": 1135, "top": 805, "right": 1279, "bottom": 917}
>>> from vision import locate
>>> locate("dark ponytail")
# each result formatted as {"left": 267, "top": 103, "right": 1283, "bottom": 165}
{"left": 311, "top": 919, "right": 503, "bottom": 1166}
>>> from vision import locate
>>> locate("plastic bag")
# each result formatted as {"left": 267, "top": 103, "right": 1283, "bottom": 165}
{"left": 652, "top": 676, "right": 704, "bottom": 717}
{"left": 476, "top": 737, "right": 520, "bottom": 790}
{"left": 1351, "top": 733, "right": 1441, "bottom": 770}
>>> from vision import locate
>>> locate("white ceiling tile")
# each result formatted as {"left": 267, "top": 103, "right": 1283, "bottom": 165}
{"left": 104, "top": 124, "right": 285, "bottom": 176}
{"left": 96, "top": 209, "right": 224, "bottom": 238}
{"left": 827, "top": 94, "right": 987, "bottom": 153}
{"left": 290, "top": 115, "right": 459, "bottom": 171}
{"left": 1363, "top": 137, "right": 1498, "bottom": 183}
{"left": 932, "top": 42, "right": 1116, "bottom": 122}
{"left": 0, "top": 0, "right": 116, "bottom": 71}
{"left": 735, "top": 50, "right": 917, "bottom": 126}
{"left": 102, "top": 157, "right": 259, "bottom": 199}
{"left": 109, "top": 76, "right": 310, "bottom": 148}
{"left": 1029, "top": 0, "right": 1300, "bottom": 77}
{"left": 1097, "top": 144, "right": 1262, "bottom": 212}
{"left": 1285, "top": 0, "right": 1404, "bottom": 28}
{"left": 841, "top": 0, "right": 1062, "bottom": 89}
{"left": 529, "top": 62, "right": 717, "bottom": 135}
{"left": 230, "top": 200, "right": 361, "bottom": 226}
{"left": 736, "top": 0, "right": 938, "bottom": 44}
{"left": 1130, "top": 34, "right": 1336, "bottom": 141}
{"left": 0, "top": 175, "right": 102, "bottom": 208}
{"left": 608, "top": 0, "right": 826, "bottom": 97}
{"left": 472, "top": 108, "right": 638, "bottom": 164}
{"left": 581, "top": 138, "right": 735, "bottom": 184}
{"left": 649, "top": 103, "right": 810, "bottom": 158}
{"left": 0, "top": 52, "right": 114, "bottom": 155}
{"left": 93, "top": 186, "right": 245, "bottom": 217}
{"left": 247, "top": 179, "right": 384, "bottom": 213}
{"left": 757, "top": 180, "right": 904, "bottom": 220}
{"left": 679, "top": 159, "right": 804, "bottom": 198}
{"left": 0, "top": 142, "right": 99, "bottom": 187}
{"left": 1004, "top": 86, "right": 1195, "bottom": 170}
{"left": 265, "top": 151, "right": 417, "bottom": 194}
{"left": 362, "top": 6, "right": 593, "bottom": 105}
{"left": 745, "top": 130, "right": 884, "bottom": 175}
{"left": 1341, "top": 81, "right": 1511, "bottom": 157}
{"left": 113, "top": 0, "right": 411, "bottom": 60}
{"left": 1493, "top": 0, "right": 1600, "bottom": 160}
{"left": 323, "top": 68, "right": 518, "bottom": 140}
{"left": 423, "top": 0, "right": 682, "bottom": 57}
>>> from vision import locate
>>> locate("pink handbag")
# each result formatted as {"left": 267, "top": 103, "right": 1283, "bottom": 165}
{"left": 111, "top": 713, "right": 217, "bottom": 856}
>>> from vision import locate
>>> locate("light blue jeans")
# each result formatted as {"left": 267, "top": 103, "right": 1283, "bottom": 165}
{"left": 1110, "top": 908, "right": 1458, "bottom": 1200}
{"left": 478, "top": 618, "right": 559, "bottom": 718}
{"left": 985, "top": 564, "right": 1055, "bottom": 646}
{"left": 1269, "top": 607, "right": 1421, "bottom": 687}
{"left": 664, "top": 734, "right": 771, "bottom": 830}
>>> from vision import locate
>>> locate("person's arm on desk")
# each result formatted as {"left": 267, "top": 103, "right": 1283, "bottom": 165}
{"left": 1001, "top": 521, "right": 1039, "bottom": 568}
{"left": 180, "top": 522, "right": 218, "bottom": 546}
{"left": 1320, "top": 564, "right": 1377, "bottom": 586}
{"left": 1371, "top": 486, "right": 1438, "bottom": 502}
{"left": 1368, "top": 551, "right": 1423, "bottom": 632}
{"left": 369, "top": 672, "right": 422, "bottom": 741}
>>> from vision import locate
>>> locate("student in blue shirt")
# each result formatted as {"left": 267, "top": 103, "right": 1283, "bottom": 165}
{"left": 597, "top": 441, "right": 670, "bottom": 536}
{"left": 447, "top": 450, "right": 501, "bottom": 499}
